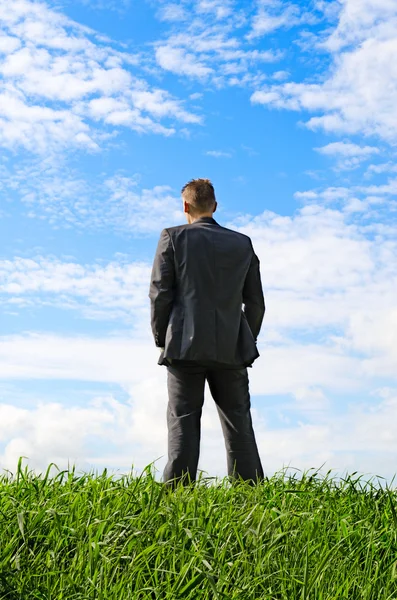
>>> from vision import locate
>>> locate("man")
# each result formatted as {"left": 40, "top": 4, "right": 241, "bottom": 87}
{"left": 149, "top": 178, "right": 265, "bottom": 489}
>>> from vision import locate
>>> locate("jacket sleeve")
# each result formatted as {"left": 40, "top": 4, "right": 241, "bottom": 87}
{"left": 149, "top": 228, "right": 175, "bottom": 348}
{"left": 242, "top": 240, "right": 265, "bottom": 343}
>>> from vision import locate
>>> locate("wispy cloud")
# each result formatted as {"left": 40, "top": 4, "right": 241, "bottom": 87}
{"left": 66, "top": 0, "right": 132, "bottom": 13}
{"left": 247, "top": 0, "right": 315, "bottom": 39}
{"left": 195, "top": 0, "right": 235, "bottom": 20}
{"left": 153, "top": 1, "right": 282, "bottom": 87}
{"left": 0, "top": 157, "right": 184, "bottom": 233}
{"left": 0, "top": 0, "right": 200, "bottom": 154}
{"left": 205, "top": 150, "right": 232, "bottom": 158}
{"left": 156, "top": 45, "right": 214, "bottom": 79}
{"left": 315, "top": 141, "right": 380, "bottom": 170}
{"left": 158, "top": 0, "right": 235, "bottom": 23}
{"left": 364, "top": 162, "right": 397, "bottom": 178}
{"left": 241, "top": 144, "right": 258, "bottom": 156}
{"left": 272, "top": 70, "right": 289, "bottom": 81}
{"left": 157, "top": 3, "right": 189, "bottom": 22}
{"left": 293, "top": 178, "right": 397, "bottom": 218}
{"left": 0, "top": 255, "right": 150, "bottom": 323}
{"left": 250, "top": 0, "right": 397, "bottom": 142}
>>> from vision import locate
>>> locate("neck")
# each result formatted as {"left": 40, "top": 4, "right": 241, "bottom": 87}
{"left": 189, "top": 213, "right": 213, "bottom": 224}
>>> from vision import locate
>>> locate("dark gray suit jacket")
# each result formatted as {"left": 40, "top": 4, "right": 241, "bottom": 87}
{"left": 149, "top": 216, "right": 265, "bottom": 368}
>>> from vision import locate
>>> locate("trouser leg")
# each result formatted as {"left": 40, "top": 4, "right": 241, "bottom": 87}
{"left": 207, "top": 367, "right": 264, "bottom": 485}
{"left": 162, "top": 364, "right": 206, "bottom": 489}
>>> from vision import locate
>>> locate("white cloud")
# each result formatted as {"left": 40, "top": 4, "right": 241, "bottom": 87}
{"left": 0, "top": 34, "right": 21, "bottom": 53}
{"left": 2, "top": 0, "right": 397, "bottom": 489}
{"left": 315, "top": 141, "right": 380, "bottom": 170}
{"left": 364, "top": 162, "right": 397, "bottom": 177}
{"left": 293, "top": 179, "right": 397, "bottom": 219}
{"left": 272, "top": 69, "right": 289, "bottom": 80}
{"left": 1, "top": 197, "right": 396, "bottom": 371}
{"left": 316, "top": 141, "right": 380, "bottom": 158}
{"left": 1, "top": 178, "right": 396, "bottom": 345}
{"left": 158, "top": 3, "right": 188, "bottom": 22}
{"left": 230, "top": 208, "right": 396, "bottom": 330}
{"left": 0, "top": 333, "right": 152, "bottom": 382}
{"left": 205, "top": 150, "right": 232, "bottom": 158}
{"left": 0, "top": 0, "right": 200, "bottom": 153}
{"left": 69, "top": 0, "right": 132, "bottom": 13}
{"left": 0, "top": 158, "right": 184, "bottom": 232}
{"left": 0, "top": 333, "right": 396, "bottom": 487}
{"left": 250, "top": 0, "right": 397, "bottom": 141}
{"left": 0, "top": 88, "right": 99, "bottom": 154}
{"left": 322, "top": 0, "right": 397, "bottom": 52}
{"left": 159, "top": 0, "right": 235, "bottom": 23}
{"left": 196, "top": 0, "right": 234, "bottom": 20}
{"left": 129, "top": 89, "right": 202, "bottom": 124}
{"left": 155, "top": 45, "right": 214, "bottom": 79}
{"left": 154, "top": 2, "right": 281, "bottom": 87}
{"left": 360, "top": 177, "right": 397, "bottom": 194}
{"left": 241, "top": 144, "right": 258, "bottom": 156}
{"left": 0, "top": 255, "right": 150, "bottom": 322}
{"left": 0, "top": 330, "right": 386, "bottom": 405}
{"left": 248, "top": 1, "right": 308, "bottom": 39}
{"left": 1, "top": 192, "right": 397, "bottom": 485}
{"left": 347, "top": 310, "right": 397, "bottom": 360}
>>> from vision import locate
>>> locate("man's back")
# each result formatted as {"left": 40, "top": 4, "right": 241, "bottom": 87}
{"left": 151, "top": 178, "right": 265, "bottom": 489}
{"left": 149, "top": 215, "right": 265, "bottom": 368}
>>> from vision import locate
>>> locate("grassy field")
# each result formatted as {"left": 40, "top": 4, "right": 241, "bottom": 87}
{"left": 0, "top": 458, "right": 397, "bottom": 599}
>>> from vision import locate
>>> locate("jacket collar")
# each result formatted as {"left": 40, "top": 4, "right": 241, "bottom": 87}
{"left": 192, "top": 216, "right": 219, "bottom": 225}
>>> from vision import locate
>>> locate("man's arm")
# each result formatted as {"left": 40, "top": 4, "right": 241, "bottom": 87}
{"left": 148, "top": 229, "right": 175, "bottom": 348}
{"left": 242, "top": 241, "right": 265, "bottom": 342}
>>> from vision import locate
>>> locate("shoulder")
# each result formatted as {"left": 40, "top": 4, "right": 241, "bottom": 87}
{"left": 164, "top": 223, "right": 190, "bottom": 235}
{"left": 157, "top": 224, "right": 190, "bottom": 241}
{"left": 165, "top": 222, "right": 253, "bottom": 248}
{"left": 218, "top": 224, "right": 253, "bottom": 247}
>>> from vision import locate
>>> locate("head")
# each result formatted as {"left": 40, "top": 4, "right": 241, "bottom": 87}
{"left": 181, "top": 178, "right": 217, "bottom": 224}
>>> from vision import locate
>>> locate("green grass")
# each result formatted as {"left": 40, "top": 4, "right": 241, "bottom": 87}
{"left": 0, "top": 458, "right": 397, "bottom": 599}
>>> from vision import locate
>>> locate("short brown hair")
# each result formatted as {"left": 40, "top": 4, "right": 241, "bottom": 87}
{"left": 181, "top": 178, "right": 216, "bottom": 215}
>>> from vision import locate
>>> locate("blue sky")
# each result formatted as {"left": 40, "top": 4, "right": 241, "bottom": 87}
{"left": 0, "top": 0, "right": 397, "bottom": 489}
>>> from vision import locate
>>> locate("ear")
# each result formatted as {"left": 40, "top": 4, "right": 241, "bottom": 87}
{"left": 183, "top": 200, "right": 190, "bottom": 214}
{"left": 213, "top": 201, "right": 217, "bottom": 213}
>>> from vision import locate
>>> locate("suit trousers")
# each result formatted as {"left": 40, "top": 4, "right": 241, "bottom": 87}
{"left": 162, "top": 362, "right": 264, "bottom": 489}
